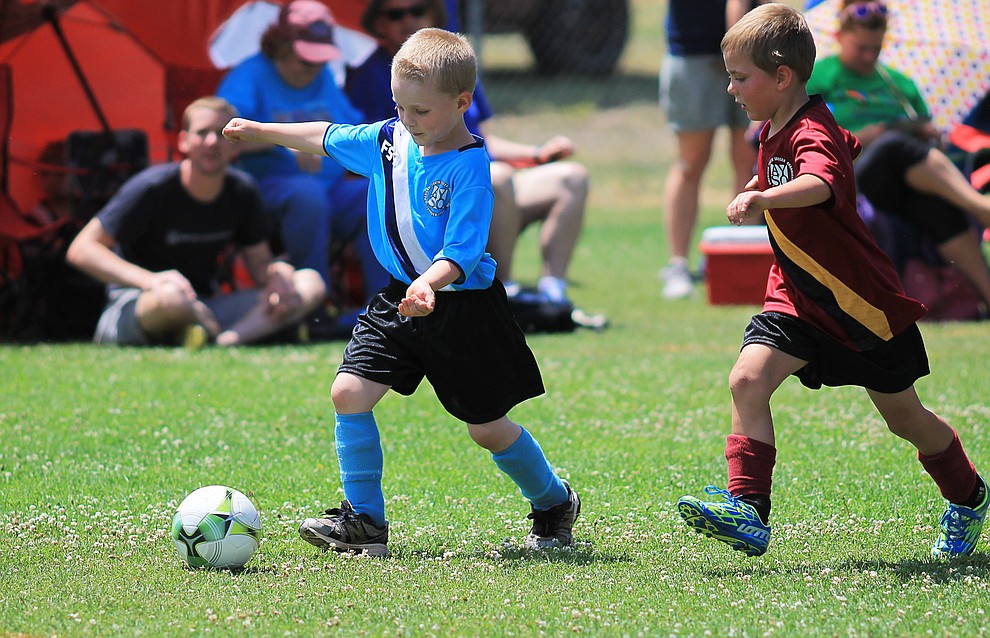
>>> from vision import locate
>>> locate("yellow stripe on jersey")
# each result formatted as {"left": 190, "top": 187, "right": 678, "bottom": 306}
{"left": 765, "top": 211, "right": 893, "bottom": 341}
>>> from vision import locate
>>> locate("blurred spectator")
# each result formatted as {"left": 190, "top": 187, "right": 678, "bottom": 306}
{"left": 659, "top": 0, "right": 763, "bottom": 300}
{"left": 806, "top": 0, "right": 990, "bottom": 310}
{"left": 217, "top": 0, "right": 389, "bottom": 333}
{"left": 964, "top": 91, "right": 990, "bottom": 132}
{"left": 4, "top": 141, "right": 103, "bottom": 341}
{"left": 346, "top": 0, "right": 591, "bottom": 306}
{"left": 66, "top": 96, "right": 325, "bottom": 347}
{"left": 23, "top": 141, "right": 75, "bottom": 227}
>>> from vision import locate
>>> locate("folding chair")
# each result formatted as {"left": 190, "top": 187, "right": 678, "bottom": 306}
{"left": 65, "top": 128, "right": 149, "bottom": 222}
{"left": 0, "top": 64, "right": 51, "bottom": 336}
{"left": 0, "top": 64, "right": 106, "bottom": 340}
{"left": 949, "top": 123, "right": 990, "bottom": 198}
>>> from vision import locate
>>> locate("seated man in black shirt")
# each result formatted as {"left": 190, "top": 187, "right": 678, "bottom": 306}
{"left": 67, "top": 96, "right": 325, "bottom": 346}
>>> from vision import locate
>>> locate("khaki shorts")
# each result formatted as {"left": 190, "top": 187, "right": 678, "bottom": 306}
{"left": 660, "top": 53, "right": 752, "bottom": 133}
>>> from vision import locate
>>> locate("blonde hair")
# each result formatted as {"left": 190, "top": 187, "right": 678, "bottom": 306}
{"left": 721, "top": 3, "right": 816, "bottom": 83}
{"left": 182, "top": 96, "right": 239, "bottom": 131}
{"left": 391, "top": 28, "right": 476, "bottom": 96}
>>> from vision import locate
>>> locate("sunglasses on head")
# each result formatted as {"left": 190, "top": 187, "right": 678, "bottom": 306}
{"left": 841, "top": 1, "right": 888, "bottom": 22}
{"left": 383, "top": 4, "right": 428, "bottom": 21}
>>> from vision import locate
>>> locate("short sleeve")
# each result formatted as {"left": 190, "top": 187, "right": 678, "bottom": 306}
{"left": 322, "top": 121, "right": 385, "bottom": 177}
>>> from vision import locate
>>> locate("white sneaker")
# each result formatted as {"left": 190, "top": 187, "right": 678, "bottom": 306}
{"left": 503, "top": 280, "right": 522, "bottom": 298}
{"left": 661, "top": 261, "right": 693, "bottom": 299}
{"left": 537, "top": 276, "right": 568, "bottom": 304}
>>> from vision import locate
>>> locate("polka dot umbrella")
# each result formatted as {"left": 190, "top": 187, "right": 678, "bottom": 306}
{"left": 805, "top": 0, "right": 990, "bottom": 133}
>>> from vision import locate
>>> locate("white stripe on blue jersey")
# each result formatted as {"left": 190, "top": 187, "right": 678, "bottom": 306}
{"left": 390, "top": 123, "right": 435, "bottom": 282}
{"left": 323, "top": 118, "right": 497, "bottom": 290}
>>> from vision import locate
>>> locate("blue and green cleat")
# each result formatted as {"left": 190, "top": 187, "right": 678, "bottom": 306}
{"left": 678, "top": 485, "right": 771, "bottom": 557}
{"left": 932, "top": 489, "right": 988, "bottom": 558}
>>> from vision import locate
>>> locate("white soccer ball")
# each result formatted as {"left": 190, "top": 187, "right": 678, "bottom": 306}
{"left": 171, "top": 485, "right": 262, "bottom": 569}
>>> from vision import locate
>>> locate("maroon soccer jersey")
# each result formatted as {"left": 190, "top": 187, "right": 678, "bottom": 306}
{"left": 756, "top": 96, "right": 926, "bottom": 351}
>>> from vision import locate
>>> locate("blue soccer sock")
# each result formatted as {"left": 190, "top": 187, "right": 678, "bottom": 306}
{"left": 335, "top": 411, "right": 386, "bottom": 527}
{"left": 492, "top": 427, "right": 568, "bottom": 510}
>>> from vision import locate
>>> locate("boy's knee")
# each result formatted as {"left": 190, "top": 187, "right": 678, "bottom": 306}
{"left": 729, "top": 360, "right": 767, "bottom": 399}
{"left": 467, "top": 424, "right": 495, "bottom": 449}
{"left": 331, "top": 374, "right": 381, "bottom": 414}
{"left": 467, "top": 418, "right": 519, "bottom": 452}
{"left": 330, "top": 377, "right": 359, "bottom": 412}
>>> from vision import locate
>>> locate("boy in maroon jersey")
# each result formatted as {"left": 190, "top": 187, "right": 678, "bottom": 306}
{"left": 677, "top": 3, "right": 985, "bottom": 558}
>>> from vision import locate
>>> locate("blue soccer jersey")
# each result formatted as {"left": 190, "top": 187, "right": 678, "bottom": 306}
{"left": 323, "top": 119, "right": 497, "bottom": 290}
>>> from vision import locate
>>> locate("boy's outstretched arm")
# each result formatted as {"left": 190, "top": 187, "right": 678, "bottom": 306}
{"left": 223, "top": 118, "right": 329, "bottom": 156}
{"left": 727, "top": 174, "right": 830, "bottom": 225}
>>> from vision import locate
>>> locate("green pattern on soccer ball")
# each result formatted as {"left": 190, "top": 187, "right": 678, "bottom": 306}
{"left": 172, "top": 512, "right": 211, "bottom": 568}
{"left": 229, "top": 519, "right": 261, "bottom": 539}
{"left": 216, "top": 490, "right": 233, "bottom": 514}
{"left": 172, "top": 485, "right": 261, "bottom": 569}
{"left": 199, "top": 513, "right": 229, "bottom": 542}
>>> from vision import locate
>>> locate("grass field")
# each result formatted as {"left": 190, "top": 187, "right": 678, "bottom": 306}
{"left": 4, "top": 1, "right": 990, "bottom": 636}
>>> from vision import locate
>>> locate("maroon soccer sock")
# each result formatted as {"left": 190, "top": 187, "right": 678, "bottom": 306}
{"left": 726, "top": 434, "right": 777, "bottom": 496}
{"left": 725, "top": 434, "right": 776, "bottom": 523}
{"left": 918, "top": 429, "right": 981, "bottom": 505}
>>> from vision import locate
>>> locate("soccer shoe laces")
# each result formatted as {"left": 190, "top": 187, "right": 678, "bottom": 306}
{"left": 703, "top": 485, "right": 741, "bottom": 504}
{"left": 678, "top": 485, "right": 771, "bottom": 557}
{"left": 527, "top": 504, "right": 560, "bottom": 537}
{"left": 325, "top": 501, "right": 355, "bottom": 517}
{"left": 933, "top": 493, "right": 987, "bottom": 557}
{"left": 324, "top": 500, "right": 387, "bottom": 531}
{"left": 940, "top": 504, "right": 979, "bottom": 538}
{"left": 527, "top": 492, "right": 577, "bottom": 538}
{"left": 323, "top": 500, "right": 365, "bottom": 526}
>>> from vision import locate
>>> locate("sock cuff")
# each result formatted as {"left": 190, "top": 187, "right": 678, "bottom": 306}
{"left": 918, "top": 429, "right": 978, "bottom": 504}
{"left": 918, "top": 428, "right": 962, "bottom": 462}
{"left": 339, "top": 468, "right": 383, "bottom": 482}
{"left": 726, "top": 434, "right": 776, "bottom": 497}
{"left": 492, "top": 426, "right": 533, "bottom": 461}
{"left": 491, "top": 427, "right": 567, "bottom": 510}
{"left": 335, "top": 411, "right": 378, "bottom": 441}
{"left": 726, "top": 433, "right": 777, "bottom": 460}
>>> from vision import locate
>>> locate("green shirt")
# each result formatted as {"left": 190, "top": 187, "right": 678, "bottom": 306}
{"left": 806, "top": 55, "right": 930, "bottom": 132}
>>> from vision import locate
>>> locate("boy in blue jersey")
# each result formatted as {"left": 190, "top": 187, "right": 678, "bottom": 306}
{"left": 223, "top": 27, "right": 579, "bottom": 557}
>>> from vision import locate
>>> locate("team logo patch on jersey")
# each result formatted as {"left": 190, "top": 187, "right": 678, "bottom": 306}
{"left": 424, "top": 180, "right": 451, "bottom": 217}
{"left": 766, "top": 156, "right": 794, "bottom": 187}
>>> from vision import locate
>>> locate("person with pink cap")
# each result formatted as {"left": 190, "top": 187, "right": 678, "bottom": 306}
{"left": 218, "top": 0, "right": 389, "bottom": 338}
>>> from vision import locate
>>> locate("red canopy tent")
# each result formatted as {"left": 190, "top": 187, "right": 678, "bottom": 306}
{"left": 0, "top": 0, "right": 366, "bottom": 211}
